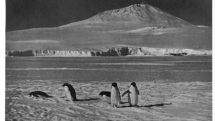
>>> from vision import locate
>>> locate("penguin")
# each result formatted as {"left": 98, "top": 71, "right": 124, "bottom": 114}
{"left": 29, "top": 91, "right": 53, "bottom": 98}
{"left": 110, "top": 82, "right": 121, "bottom": 108}
{"left": 122, "top": 82, "right": 139, "bottom": 107}
{"left": 62, "top": 83, "right": 77, "bottom": 101}
{"left": 99, "top": 91, "right": 111, "bottom": 97}
{"left": 99, "top": 91, "right": 111, "bottom": 102}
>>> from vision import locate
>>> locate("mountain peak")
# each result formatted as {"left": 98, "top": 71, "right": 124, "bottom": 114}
{"left": 129, "top": 3, "right": 151, "bottom": 9}
{"left": 86, "top": 4, "right": 191, "bottom": 27}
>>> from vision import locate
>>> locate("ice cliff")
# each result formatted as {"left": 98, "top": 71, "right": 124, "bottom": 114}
{"left": 6, "top": 47, "right": 212, "bottom": 57}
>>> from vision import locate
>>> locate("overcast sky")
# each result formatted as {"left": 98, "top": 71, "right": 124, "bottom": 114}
{"left": 6, "top": 0, "right": 212, "bottom": 31}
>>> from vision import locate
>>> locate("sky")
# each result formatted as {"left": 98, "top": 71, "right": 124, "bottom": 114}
{"left": 6, "top": 0, "right": 212, "bottom": 31}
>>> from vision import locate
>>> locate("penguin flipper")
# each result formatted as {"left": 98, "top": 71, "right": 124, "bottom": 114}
{"left": 122, "top": 90, "right": 130, "bottom": 97}
{"left": 33, "top": 94, "right": 39, "bottom": 98}
{"left": 137, "top": 89, "right": 140, "bottom": 95}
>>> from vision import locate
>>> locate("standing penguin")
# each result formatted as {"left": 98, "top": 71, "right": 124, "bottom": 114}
{"left": 122, "top": 82, "right": 139, "bottom": 107}
{"left": 62, "top": 83, "right": 77, "bottom": 101}
{"left": 111, "top": 82, "right": 121, "bottom": 108}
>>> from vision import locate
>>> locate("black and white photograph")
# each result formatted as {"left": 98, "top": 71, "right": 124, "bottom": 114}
{"left": 5, "top": 0, "right": 212, "bottom": 120}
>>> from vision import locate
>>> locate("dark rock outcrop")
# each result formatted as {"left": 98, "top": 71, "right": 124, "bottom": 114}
{"left": 6, "top": 50, "right": 35, "bottom": 56}
{"left": 91, "top": 47, "right": 129, "bottom": 56}
{"left": 169, "top": 53, "right": 187, "bottom": 56}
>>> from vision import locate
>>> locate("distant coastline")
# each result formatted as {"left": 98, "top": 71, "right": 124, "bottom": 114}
{"left": 6, "top": 46, "right": 212, "bottom": 57}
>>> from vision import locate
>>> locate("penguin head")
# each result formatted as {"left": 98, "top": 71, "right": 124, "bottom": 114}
{"left": 99, "top": 91, "right": 111, "bottom": 97}
{"left": 29, "top": 92, "right": 35, "bottom": 96}
{"left": 111, "top": 82, "right": 118, "bottom": 87}
{"left": 131, "top": 82, "right": 136, "bottom": 87}
{"left": 62, "top": 83, "right": 76, "bottom": 92}
{"left": 62, "top": 83, "right": 73, "bottom": 90}
{"left": 62, "top": 83, "right": 70, "bottom": 87}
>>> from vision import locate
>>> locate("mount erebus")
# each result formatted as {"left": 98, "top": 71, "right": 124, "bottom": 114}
{"left": 6, "top": 4, "right": 212, "bottom": 56}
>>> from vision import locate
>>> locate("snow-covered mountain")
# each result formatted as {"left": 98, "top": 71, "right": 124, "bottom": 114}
{"left": 6, "top": 4, "right": 211, "bottom": 56}
{"left": 63, "top": 4, "right": 191, "bottom": 28}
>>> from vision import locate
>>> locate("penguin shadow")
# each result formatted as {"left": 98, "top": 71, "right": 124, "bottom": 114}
{"left": 120, "top": 103, "right": 172, "bottom": 108}
{"left": 120, "top": 101, "right": 129, "bottom": 104}
{"left": 61, "top": 96, "right": 100, "bottom": 102}
{"left": 102, "top": 101, "right": 128, "bottom": 105}
{"left": 140, "top": 103, "right": 172, "bottom": 108}
{"left": 76, "top": 98, "right": 100, "bottom": 102}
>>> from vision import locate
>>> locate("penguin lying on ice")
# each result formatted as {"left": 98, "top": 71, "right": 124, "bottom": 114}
{"left": 99, "top": 91, "right": 111, "bottom": 97}
{"left": 29, "top": 91, "right": 53, "bottom": 98}
{"left": 99, "top": 91, "right": 111, "bottom": 102}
